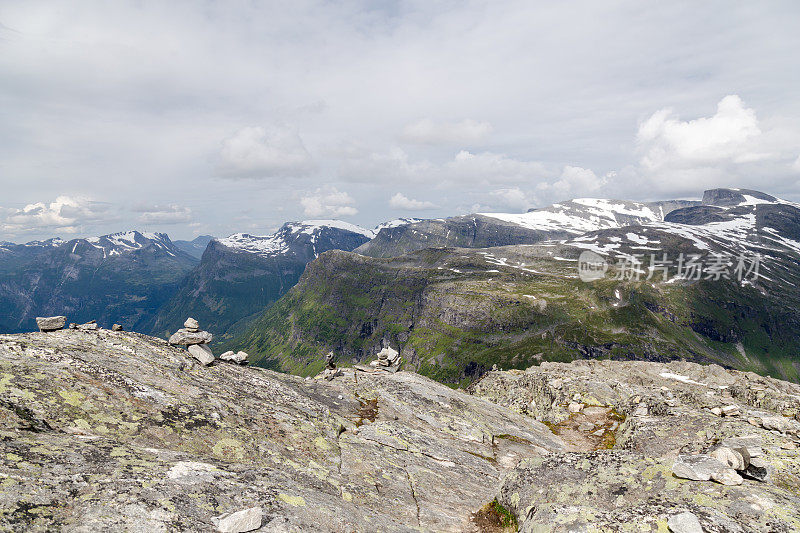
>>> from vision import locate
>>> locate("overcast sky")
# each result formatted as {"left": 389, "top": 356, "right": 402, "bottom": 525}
{"left": 1, "top": 1, "right": 799, "bottom": 242}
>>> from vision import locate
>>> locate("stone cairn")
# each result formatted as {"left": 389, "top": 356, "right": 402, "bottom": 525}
{"left": 369, "top": 346, "right": 401, "bottom": 372}
{"left": 169, "top": 318, "right": 215, "bottom": 366}
{"left": 319, "top": 351, "right": 343, "bottom": 380}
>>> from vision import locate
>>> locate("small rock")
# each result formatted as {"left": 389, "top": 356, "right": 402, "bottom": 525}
{"left": 68, "top": 323, "right": 78, "bottom": 329}
{"left": 36, "top": 316, "right": 67, "bottom": 332}
{"left": 667, "top": 511, "right": 703, "bottom": 533}
{"left": 710, "top": 468, "right": 743, "bottom": 486}
{"left": 672, "top": 454, "right": 729, "bottom": 481}
{"left": 578, "top": 422, "right": 595, "bottom": 432}
{"left": 741, "top": 457, "right": 769, "bottom": 482}
{"left": 721, "top": 404, "right": 740, "bottom": 417}
{"left": 111, "top": 324, "right": 123, "bottom": 331}
{"left": 77, "top": 322, "right": 98, "bottom": 331}
{"left": 212, "top": 506, "right": 262, "bottom": 533}
{"left": 710, "top": 407, "right": 723, "bottom": 416}
{"left": 634, "top": 405, "right": 649, "bottom": 417}
{"left": 709, "top": 447, "right": 747, "bottom": 471}
{"left": 169, "top": 329, "right": 213, "bottom": 345}
{"left": 568, "top": 402, "right": 583, "bottom": 413}
{"left": 184, "top": 317, "right": 199, "bottom": 330}
{"left": 781, "top": 441, "right": 797, "bottom": 450}
{"left": 188, "top": 344, "right": 215, "bottom": 366}
{"left": 219, "top": 351, "right": 248, "bottom": 364}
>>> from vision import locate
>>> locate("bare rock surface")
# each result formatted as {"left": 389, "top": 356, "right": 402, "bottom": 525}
{"left": 472, "top": 359, "right": 800, "bottom": 531}
{"left": 0, "top": 330, "right": 564, "bottom": 531}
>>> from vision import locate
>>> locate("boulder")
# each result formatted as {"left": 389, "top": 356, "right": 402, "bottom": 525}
{"left": 220, "top": 351, "right": 248, "bottom": 364}
{"left": 188, "top": 344, "right": 215, "bottom": 366}
{"left": 709, "top": 446, "right": 747, "bottom": 471}
{"left": 761, "top": 416, "right": 797, "bottom": 433}
{"left": 672, "top": 454, "right": 729, "bottom": 481}
{"left": 111, "top": 324, "right": 124, "bottom": 331}
{"left": 212, "top": 506, "right": 262, "bottom": 533}
{"left": 667, "top": 511, "right": 703, "bottom": 533}
{"left": 77, "top": 322, "right": 98, "bottom": 331}
{"left": 36, "top": 316, "right": 66, "bottom": 332}
{"left": 169, "top": 329, "right": 213, "bottom": 345}
{"left": 720, "top": 404, "right": 740, "bottom": 417}
{"left": 710, "top": 468, "right": 743, "bottom": 486}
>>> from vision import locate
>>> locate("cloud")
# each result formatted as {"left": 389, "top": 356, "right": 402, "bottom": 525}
{"left": 217, "top": 125, "right": 314, "bottom": 179}
{"left": 300, "top": 187, "right": 358, "bottom": 218}
{"left": 389, "top": 193, "right": 438, "bottom": 211}
{"left": 444, "top": 151, "right": 550, "bottom": 186}
{"left": 546, "top": 166, "right": 606, "bottom": 197}
{"left": 793, "top": 155, "right": 800, "bottom": 173}
{"left": 400, "top": 118, "right": 493, "bottom": 145}
{"left": 637, "top": 95, "right": 768, "bottom": 170}
{"left": 489, "top": 187, "right": 532, "bottom": 211}
{"left": 133, "top": 204, "right": 193, "bottom": 225}
{"left": 1, "top": 196, "right": 113, "bottom": 235}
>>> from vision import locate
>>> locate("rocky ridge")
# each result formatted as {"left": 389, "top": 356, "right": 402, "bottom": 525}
{"left": 1, "top": 329, "right": 799, "bottom": 531}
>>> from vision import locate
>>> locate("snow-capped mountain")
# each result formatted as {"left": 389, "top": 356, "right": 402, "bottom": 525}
{"left": 150, "top": 220, "right": 374, "bottom": 341}
{"left": 0, "top": 230, "right": 196, "bottom": 333}
{"left": 217, "top": 220, "right": 372, "bottom": 259}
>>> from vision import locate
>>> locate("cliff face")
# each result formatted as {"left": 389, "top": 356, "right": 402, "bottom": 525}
{"left": 1, "top": 329, "right": 799, "bottom": 531}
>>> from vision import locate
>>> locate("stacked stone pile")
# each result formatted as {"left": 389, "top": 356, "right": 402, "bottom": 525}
{"left": 369, "top": 346, "right": 401, "bottom": 372}
{"left": 169, "top": 318, "right": 215, "bottom": 366}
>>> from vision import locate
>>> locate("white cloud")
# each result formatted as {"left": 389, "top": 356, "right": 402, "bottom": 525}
{"left": 400, "top": 118, "right": 493, "bottom": 145}
{"left": 389, "top": 193, "right": 438, "bottom": 211}
{"left": 1, "top": 196, "right": 113, "bottom": 234}
{"left": 637, "top": 95, "right": 768, "bottom": 170}
{"left": 133, "top": 204, "right": 193, "bottom": 225}
{"left": 489, "top": 187, "right": 531, "bottom": 210}
{"left": 300, "top": 187, "right": 358, "bottom": 217}
{"left": 793, "top": 155, "right": 800, "bottom": 173}
{"left": 547, "top": 166, "right": 606, "bottom": 197}
{"left": 218, "top": 125, "right": 314, "bottom": 179}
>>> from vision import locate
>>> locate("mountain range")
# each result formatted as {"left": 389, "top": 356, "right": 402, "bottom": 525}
{"left": 2, "top": 188, "right": 799, "bottom": 385}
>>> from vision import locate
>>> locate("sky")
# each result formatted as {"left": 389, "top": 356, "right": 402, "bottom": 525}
{"left": 1, "top": 0, "right": 799, "bottom": 242}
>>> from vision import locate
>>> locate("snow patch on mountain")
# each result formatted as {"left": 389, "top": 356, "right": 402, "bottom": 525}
{"left": 478, "top": 199, "right": 666, "bottom": 235}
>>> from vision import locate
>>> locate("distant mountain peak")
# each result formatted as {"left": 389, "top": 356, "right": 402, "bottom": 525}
{"left": 217, "top": 220, "right": 372, "bottom": 258}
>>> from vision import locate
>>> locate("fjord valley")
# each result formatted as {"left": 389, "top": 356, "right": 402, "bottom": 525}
{"left": 2, "top": 188, "right": 799, "bottom": 387}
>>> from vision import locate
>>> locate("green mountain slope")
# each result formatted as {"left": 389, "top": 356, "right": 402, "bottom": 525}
{"left": 228, "top": 193, "right": 800, "bottom": 385}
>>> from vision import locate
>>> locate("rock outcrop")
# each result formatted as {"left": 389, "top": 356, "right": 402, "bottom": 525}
{"left": 471, "top": 359, "right": 800, "bottom": 531}
{"left": 0, "top": 329, "right": 563, "bottom": 531}
{"left": 1, "top": 330, "right": 798, "bottom": 531}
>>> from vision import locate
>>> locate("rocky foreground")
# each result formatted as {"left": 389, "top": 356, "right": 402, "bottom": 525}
{"left": 0, "top": 330, "right": 799, "bottom": 532}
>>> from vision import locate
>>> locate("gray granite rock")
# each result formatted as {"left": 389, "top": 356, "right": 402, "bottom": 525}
{"left": 188, "top": 343, "right": 214, "bottom": 365}
{"left": 168, "top": 328, "right": 213, "bottom": 345}
{"left": 668, "top": 511, "right": 703, "bottom": 533}
{"left": 35, "top": 316, "right": 66, "bottom": 332}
